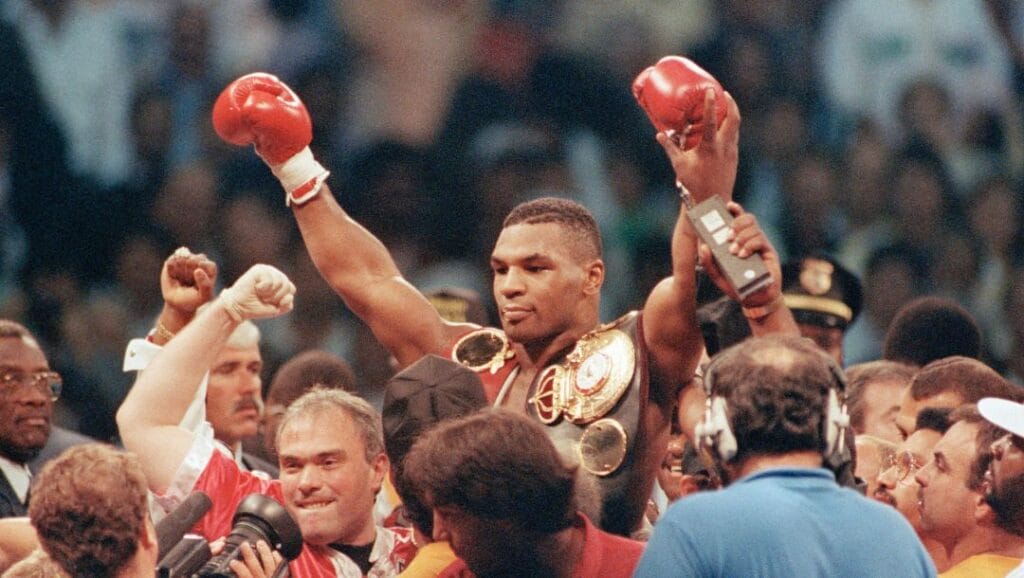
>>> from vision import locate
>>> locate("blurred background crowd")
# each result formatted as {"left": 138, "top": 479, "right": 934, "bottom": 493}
{"left": 0, "top": 0, "right": 1022, "bottom": 443}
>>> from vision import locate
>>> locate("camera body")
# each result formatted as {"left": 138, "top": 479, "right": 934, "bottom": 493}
{"left": 157, "top": 494, "right": 303, "bottom": 578}
{"left": 157, "top": 535, "right": 210, "bottom": 578}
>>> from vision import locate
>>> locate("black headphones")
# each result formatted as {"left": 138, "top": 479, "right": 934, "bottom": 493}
{"left": 694, "top": 341, "right": 851, "bottom": 464}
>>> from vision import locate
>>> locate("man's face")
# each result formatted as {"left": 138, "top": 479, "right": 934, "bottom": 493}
{"left": 914, "top": 421, "right": 982, "bottom": 547}
{"left": 206, "top": 344, "right": 263, "bottom": 448}
{"left": 854, "top": 436, "right": 891, "bottom": 499}
{"left": 985, "top": 432, "right": 1024, "bottom": 522}
{"left": 278, "top": 409, "right": 386, "bottom": 546}
{"left": 0, "top": 336, "right": 54, "bottom": 463}
{"left": 988, "top": 433, "right": 1024, "bottom": 493}
{"left": 657, "top": 435, "right": 686, "bottom": 502}
{"left": 874, "top": 428, "right": 941, "bottom": 531}
{"left": 895, "top": 389, "right": 963, "bottom": 440}
{"left": 490, "top": 223, "right": 597, "bottom": 345}
{"left": 797, "top": 323, "right": 844, "bottom": 366}
{"left": 858, "top": 379, "right": 905, "bottom": 443}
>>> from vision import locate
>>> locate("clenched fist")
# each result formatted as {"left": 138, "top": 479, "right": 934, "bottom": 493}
{"left": 219, "top": 264, "right": 296, "bottom": 322}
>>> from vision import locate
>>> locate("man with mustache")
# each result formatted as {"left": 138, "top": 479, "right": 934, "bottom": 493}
{"left": 977, "top": 397, "right": 1024, "bottom": 578}
{"left": 204, "top": 317, "right": 278, "bottom": 477}
{"left": 915, "top": 404, "right": 1024, "bottom": 577}
{"left": 118, "top": 264, "right": 418, "bottom": 577}
{"left": 873, "top": 407, "right": 953, "bottom": 571}
{"left": 123, "top": 248, "right": 276, "bottom": 477}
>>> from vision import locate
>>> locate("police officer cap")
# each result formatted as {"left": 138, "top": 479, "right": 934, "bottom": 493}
{"left": 781, "top": 256, "right": 863, "bottom": 331}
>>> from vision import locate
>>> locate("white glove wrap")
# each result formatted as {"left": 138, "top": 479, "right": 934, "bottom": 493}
{"left": 219, "top": 289, "right": 245, "bottom": 322}
{"left": 217, "top": 264, "right": 296, "bottom": 322}
{"left": 271, "top": 147, "right": 330, "bottom": 206}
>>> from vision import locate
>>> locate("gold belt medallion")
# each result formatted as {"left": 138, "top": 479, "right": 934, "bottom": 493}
{"left": 529, "top": 327, "right": 636, "bottom": 425}
{"left": 578, "top": 418, "right": 629, "bottom": 476}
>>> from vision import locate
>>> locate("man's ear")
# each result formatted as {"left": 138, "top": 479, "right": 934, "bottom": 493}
{"left": 583, "top": 259, "right": 605, "bottom": 296}
{"left": 141, "top": 515, "right": 159, "bottom": 553}
{"left": 431, "top": 510, "right": 449, "bottom": 543}
{"left": 370, "top": 453, "right": 389, "bottom": 494}
{"left": 973, "top": 490, "right": 995, "bottom": 524}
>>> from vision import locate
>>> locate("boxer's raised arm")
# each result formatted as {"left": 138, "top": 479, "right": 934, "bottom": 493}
{"left": 212, "top": 73, "right": 469, "bottom": 367}
{"left": 290, "top": 186, "right": 471, "bottom": 367}
{"left": 642, "top": 89, "right": 740, "bottom": 393}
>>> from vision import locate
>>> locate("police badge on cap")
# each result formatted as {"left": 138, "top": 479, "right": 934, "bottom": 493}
{"left": 781, "top": 256, "right": 863, "bottom": 330}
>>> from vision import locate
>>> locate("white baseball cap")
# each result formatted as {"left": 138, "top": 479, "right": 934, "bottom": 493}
{"left": 978, "top": 397, "right": 1024, "bottom": 437}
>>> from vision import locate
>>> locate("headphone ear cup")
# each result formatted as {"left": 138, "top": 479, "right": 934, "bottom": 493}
{"left": 711, "top": 396, "right": 737, "bottom": 462}
{"left": 695, "top": 402, "right": 714, "bottom": 455}
{"left": 824, "top": 387, "right": 850, "bottom": 457}
{"left": 698, "top": 396, "right": 737, "bottom": 463}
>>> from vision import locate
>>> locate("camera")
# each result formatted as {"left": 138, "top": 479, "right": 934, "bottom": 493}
{"left": 157, "top": 493, "right": 303, "bottom": 578}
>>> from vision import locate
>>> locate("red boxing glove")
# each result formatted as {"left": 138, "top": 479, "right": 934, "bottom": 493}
{"left": 632, "top": 56, "right": 728, "bottom": 150}
{"left": 213, "top": 73, "right": 328, "bottom": 206}
{"left": 212, "top": 72, "right": 312, "bottom": 165}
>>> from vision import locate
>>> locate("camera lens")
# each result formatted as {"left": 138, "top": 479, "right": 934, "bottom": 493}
{"left": 195, "top": 494, "right": 303, "bottom": 577}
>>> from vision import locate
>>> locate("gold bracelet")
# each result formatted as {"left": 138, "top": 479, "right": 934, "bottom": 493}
{"left": 741, "top": 295, "right": 784, "bottom": 321}
{"left": 152, "top": 321, "right": 176, "bottom": 342}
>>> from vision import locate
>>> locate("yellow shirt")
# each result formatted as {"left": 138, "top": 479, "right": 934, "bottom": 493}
{"left": 939, "top": 554, "right": 1021, "bottom": 578}
{"left": 397, "top": 541, "right": 458, "bottom": 578}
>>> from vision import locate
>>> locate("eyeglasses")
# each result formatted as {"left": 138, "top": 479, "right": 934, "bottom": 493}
{"left": 881, "top": 450, "right": 925, "bottom": 483}
{"left": 0, "top": 371, "right": 62, "bottom": 401}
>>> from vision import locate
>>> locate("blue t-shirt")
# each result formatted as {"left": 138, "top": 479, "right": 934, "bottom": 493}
{"left": 634, "top": 467, "right": 937, "bottom": 578}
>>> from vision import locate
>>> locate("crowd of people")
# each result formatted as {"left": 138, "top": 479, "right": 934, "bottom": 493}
{"left": 1, "top": 0, "right": 1024, "bottom": 576}
{"left": 0, "top": 0, "right": 1023, "bottom": 440}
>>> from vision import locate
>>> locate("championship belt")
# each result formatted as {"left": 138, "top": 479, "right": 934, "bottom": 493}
{"left": 527, "top": 311, "right": 653, "bottom": 537}
{"left": 530, "top": 322, "right": 636, "bottom": 425}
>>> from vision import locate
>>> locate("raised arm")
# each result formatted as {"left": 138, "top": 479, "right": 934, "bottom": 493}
{"left": 289, "top": 184, "right": 468, "bottom": 366}
{"left": 211, "top": 73, "right": 468, "bottom": 367}
{"left": 116, "top": 264, "right": 295, "bottom": 493}
{"left": 148, "top": 247, "right": 218, "bottom": 346}
{"left": 642, "top": 90, "right": 740, "bottom": 389}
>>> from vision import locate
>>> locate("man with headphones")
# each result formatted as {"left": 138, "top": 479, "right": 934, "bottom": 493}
{"left": 635, "top": 334, "right": 937, "bottom": 577}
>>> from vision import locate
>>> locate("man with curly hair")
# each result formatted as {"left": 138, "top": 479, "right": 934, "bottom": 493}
{"left": 27, "top": 444, "right": 157, "bottom": 578}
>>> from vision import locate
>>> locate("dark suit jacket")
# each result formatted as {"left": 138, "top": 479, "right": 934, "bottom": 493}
{"left": 0, "top": 427, "right": 95, "bottom": 519}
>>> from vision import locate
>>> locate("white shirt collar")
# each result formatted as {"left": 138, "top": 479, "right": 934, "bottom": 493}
{"left": 0, "top": 453, "right": 32, "bottom": 504}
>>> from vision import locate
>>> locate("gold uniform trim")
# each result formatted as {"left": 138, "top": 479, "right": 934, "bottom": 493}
{"left": 783, "top": 294, "right": 853, "bottom": 322}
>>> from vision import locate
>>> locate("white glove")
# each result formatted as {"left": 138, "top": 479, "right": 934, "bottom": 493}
{"left": 219, "top": 264, "right": 296, "bottom": 322}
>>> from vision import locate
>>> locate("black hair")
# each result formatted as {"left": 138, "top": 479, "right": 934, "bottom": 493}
{"left": 883, "top": 297, "right": 982, "bottom": 366}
